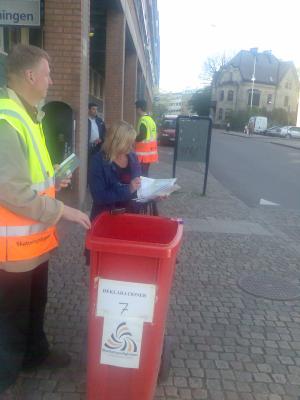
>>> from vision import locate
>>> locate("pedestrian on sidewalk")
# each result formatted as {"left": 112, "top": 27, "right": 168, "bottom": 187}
{"left": 135, "top": 99, "right": 158, "bottom": 177}
{"left": 0, "top": 44, "right": 91, "bottom": 399}
{"left": 88, "top": 102, "right": 106, "bottom": 162}
{"left": 226, "top": 121, "right": 230, "bottom": 132}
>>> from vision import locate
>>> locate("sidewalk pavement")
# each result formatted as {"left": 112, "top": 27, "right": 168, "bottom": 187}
{"left": 221, "top": 129, "right": 300, "bottom": 151}
{"left": 16, "top": 151, "right": 300, "bottom": 400}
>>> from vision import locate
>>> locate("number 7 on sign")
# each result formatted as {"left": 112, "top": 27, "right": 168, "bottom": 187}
{"left": 119, "top": 302, "right": 129, "bottom": 315}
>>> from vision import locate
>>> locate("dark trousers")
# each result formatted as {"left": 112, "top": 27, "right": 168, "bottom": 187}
{"left": 141, "top": 163, "right": 150, "bottom": 177}
{"left": 0, "top": 262, "right": 49, "bottom": 393}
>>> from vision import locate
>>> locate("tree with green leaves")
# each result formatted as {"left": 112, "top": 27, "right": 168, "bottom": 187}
{"left": 189, "top": 86, "right": 211, "bottom": 116}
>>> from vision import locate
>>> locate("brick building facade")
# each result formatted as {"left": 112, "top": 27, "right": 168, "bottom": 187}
{"left": 0, "top": 0, "right": 160, "bottom": 205}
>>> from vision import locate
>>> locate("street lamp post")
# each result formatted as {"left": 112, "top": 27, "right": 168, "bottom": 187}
{"left": 250, "top": 54, "right": 257, "bottom": 109}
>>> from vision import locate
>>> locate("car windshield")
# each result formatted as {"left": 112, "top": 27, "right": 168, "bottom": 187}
{"left": 163, "top": 119, "right": 176, "bottom": 129}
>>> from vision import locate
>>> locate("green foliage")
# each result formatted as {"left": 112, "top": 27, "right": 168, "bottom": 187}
{"left": 229, "top": 107, "right": 263, "bottom": 130}
{"left": 189, "top": 86, "right": 211, "bottom": 116}
{"left": 228, "top": 107, "right": 296, "bottom": 131}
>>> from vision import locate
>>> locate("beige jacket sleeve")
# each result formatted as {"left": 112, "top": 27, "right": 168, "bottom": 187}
{"left": 0, "top": 120, "right": 63, "bottom": 225}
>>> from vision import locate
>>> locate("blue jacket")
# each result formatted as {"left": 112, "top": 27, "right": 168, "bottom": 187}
{"left": 88, "top": 151, "right": 141, "bottom": 220}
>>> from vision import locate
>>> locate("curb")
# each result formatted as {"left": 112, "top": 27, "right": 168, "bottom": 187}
{"left": 222, "top": 131, "right": 262, "bottom": 139}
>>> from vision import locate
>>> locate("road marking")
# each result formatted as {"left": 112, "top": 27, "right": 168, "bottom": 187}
{"left": 259, "top": 198, "right": 280, "bottom": 206}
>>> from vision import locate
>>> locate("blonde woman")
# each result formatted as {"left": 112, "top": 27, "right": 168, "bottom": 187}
{"left": 88, "top": 121, "right": 141, "bottom": 221}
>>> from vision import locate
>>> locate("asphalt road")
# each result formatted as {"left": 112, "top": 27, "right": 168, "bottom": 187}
{"left": 158, "top": 131, "right": 300, "bottom": 210}
{"left": 209, "top": 131, "right": 300, "bottom": 209}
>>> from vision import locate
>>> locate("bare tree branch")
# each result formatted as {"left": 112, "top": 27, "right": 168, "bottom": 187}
{"left": 200, "top": 52, "right": 235, "bottom": 84}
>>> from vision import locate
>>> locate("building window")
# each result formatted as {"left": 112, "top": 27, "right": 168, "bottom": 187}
{"left": 248, "top": 90, "right": 260, "bottom": 107}
{"left": 227, "top": 90, "right": 234, "bottom": 101}
{"left": 225, "top": 109, "right": 232, "bottom": 120}
{"left": 219, "top": 90, "right": 224, "bottom": 101}
{"left": 267, "top": 94, "right": 272, "bottom": 104}
{"left": 218, "top": 108, "right": 223, "bottom": 120}
{"left": 284, "top": 96, "right": 289, "bottom": 107}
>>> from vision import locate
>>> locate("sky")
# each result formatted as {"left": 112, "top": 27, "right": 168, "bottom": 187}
{"left": 157, "top": 0, "right": 300, "bottom": 92}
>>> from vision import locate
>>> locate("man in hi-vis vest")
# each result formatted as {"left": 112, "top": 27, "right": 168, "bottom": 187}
{"left": 135, "top": 99, "right": 158, "bottom": 177}
{"left": 0, "top": 45, "right": 91, "bottom": 398}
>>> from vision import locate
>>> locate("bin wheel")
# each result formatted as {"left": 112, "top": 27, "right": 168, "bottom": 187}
{"left": 158, "top": 336, "right": 174, "bottom": 383}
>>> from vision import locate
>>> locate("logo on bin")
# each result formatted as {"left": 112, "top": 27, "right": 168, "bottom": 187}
{"left": 104, "top": 322, "right": 138, "bottom": 354}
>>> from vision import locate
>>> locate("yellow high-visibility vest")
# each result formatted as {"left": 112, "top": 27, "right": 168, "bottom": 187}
{"left": 135, "top": 115, "right": 158, "bottom": 163}
{"left": 0, "top": 98, "right": 58, "bottom": 262}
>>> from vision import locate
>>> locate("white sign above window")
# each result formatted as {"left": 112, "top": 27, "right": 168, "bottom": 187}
{"left": 0, "top": 1, "right": 40, "bottom": 27}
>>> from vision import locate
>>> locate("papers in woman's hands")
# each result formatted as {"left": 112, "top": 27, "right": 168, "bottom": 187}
{"left": 136, "top": 177, "right": 179, "bottom": 202}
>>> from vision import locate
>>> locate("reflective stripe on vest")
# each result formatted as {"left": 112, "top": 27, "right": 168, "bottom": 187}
{"left": 0, "top": 109, "right": 49, "bottom": 179}
{"left": 31, "top": 177, "right": 55, "bottom": 193}
{"left": 0, "top": 222, "right": 49, "bottom": 237}
{"left": 135, "top": 139, "right": 158, "bottom": 163}
{"left": 0, "top": 100, "right": 58, "bottom": 262}
{"left": 135, "top": 151, "right": 158, "bottom": 156}
{"left": 135, "top": 115, "right": 158, "bottom": 163}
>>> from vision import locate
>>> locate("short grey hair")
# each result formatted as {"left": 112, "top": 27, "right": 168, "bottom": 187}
{"left": 6, "top": 44, "right": 50, "bottom": 81}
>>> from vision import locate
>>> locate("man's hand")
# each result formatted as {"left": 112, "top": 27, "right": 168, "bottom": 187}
{"left": 56, "top": 175, "right": 72, "bottom": 191}
{"left": 130, "top": 177, "right": 141, "bottom": 193}
{"left": 61, "top": 205, "right": 91, "bottom": 229}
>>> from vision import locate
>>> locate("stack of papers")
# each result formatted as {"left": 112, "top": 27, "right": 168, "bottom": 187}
{"left": 54, "top": 153, "right": 80, "bottom": 180}
{"left": 137, "top": 177, "right": 180, "bottom": 203}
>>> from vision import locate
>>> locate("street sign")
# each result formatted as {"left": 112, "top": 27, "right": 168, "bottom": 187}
{"left": 173, "top": 116, "right": 212, "bottom": 195}
{"left": 0, "top": 1, "right": 41, "bottom": 27}
{"left": 176, "top": 117, "right": 211, "bottom": 162}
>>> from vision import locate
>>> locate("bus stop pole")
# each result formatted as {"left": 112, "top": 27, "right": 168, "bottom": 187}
{"left": 202, "top": 119, "right": 212, "bottom": 196}
{"left": 172, "top": 117, "right": 180, "bottom": 178}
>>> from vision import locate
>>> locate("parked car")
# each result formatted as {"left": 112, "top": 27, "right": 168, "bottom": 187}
{"left": 280, "top": 126, "right": 293, "bottom": 137}
{"left": 265, "top": 126, "right": 285, "bottom": 137}
{"left": 158, "top": 115, "right": 177, "bottom": 145}
{"left": 285, "top": 126, "right": 300, "bottom": 139}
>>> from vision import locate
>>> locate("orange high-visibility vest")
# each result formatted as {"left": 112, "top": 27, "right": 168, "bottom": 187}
{"left": 135, "top": 115, "right": 158, "bottom": 163}
{"left": 0, "top": 99, "right": 58, "bottom": 262}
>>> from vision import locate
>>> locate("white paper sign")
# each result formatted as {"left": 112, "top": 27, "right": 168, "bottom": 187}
{"left": 0, "top": 1, "right": 41, "bottom": 27}
{"left": 100, "top": 317, "right": 143, "bottom": 369}
{"left": 96, "top": 279, "right": 156, "bottom": 323}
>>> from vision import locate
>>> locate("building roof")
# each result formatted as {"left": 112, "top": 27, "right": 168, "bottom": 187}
{"left": 228, "top": 50, "right": 295, "bottom": 85}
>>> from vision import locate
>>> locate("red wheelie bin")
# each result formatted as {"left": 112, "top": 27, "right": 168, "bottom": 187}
{"left": 85, "top": 212, "right": 183, "bottom": 400}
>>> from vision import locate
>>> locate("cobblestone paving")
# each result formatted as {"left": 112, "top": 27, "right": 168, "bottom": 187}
{"left": 16, "top": 151, "right": 300, "bottom": 400}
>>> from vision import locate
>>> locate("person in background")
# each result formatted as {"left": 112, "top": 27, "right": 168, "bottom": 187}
{"left": 135, "top": 99, "right": 158, "bottom": 177}
{"left": 88, "top": 120, "right": 141, "bottom": 221}
{"left": 88, "top": 102, "right": 106, "bottom": 159}
{"left": 0, "top": 44, "right": 91, "bottom": 400}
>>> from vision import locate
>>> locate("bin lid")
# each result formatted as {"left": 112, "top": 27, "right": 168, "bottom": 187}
{"left": 86, "top": 212, "right": 183, "bottom": 258}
